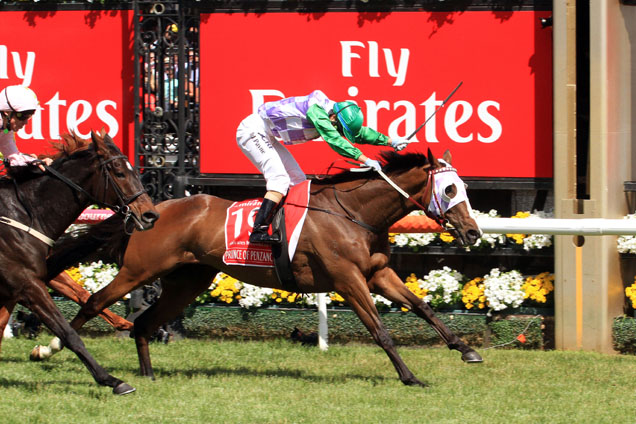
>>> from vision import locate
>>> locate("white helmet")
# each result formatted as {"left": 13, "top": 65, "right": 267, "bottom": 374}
{"left": 0, "top": 85, "right": 39, "bottom": 113}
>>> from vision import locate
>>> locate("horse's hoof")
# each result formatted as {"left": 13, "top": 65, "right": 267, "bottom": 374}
{"left": 401, "top": 377, "right": 429, "bottom": 387}
{"left": 29, "top": 345, "right": 46, "bottom": 362}
{"left": 113, "top": 382, "right": 136, "bottom": 395}
{"left": 462, "top": 350, "right": 483, "bottom": 363}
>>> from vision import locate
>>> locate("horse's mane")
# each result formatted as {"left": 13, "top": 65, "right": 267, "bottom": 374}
{"left": 45, "top": 133, "right": 93, "bottom": 161}
{"left": 312, "top": 151, "right": 430, "bottom": 186}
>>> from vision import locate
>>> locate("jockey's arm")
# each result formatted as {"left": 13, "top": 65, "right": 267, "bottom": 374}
{"left": 307, "top": 104, "right": 391, "bottom": 161}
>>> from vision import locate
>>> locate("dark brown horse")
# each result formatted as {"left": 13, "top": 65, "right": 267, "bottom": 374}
{"left": 0, "top": 131, "right": 158, "bottom": 394}
{"left": 40, "top": 149, "right": 482, "bottom": 387}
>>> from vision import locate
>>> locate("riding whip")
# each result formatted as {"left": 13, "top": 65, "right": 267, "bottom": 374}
{"left": 406, "top": 81, "right": 463, "bottom": 141}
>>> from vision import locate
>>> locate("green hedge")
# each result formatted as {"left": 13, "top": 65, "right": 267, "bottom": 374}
{"left": 12, "top": 301, "right": 551, "bottom": 349}
{"left": 181, "top": 305, "right": 547, "bottom": 349}
{"left": 15, "top": 299, "right": 128, "bottom": 336}
{"left": 613, "top": 316, "right": 636, "bottom": 354}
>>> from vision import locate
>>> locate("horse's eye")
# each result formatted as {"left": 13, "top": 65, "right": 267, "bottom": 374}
{"left": 445, "top": 184, "right": 457, "bottom": 198}
{"left": 111, "top": 161, "right": 126, "bottom": 177}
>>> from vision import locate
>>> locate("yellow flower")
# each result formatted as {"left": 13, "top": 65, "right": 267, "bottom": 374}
{"left": 404, "top": 273, "right": 428, "bottom": 299}
{"left": 440, "top": 232, "right": 455, "bottom": 243}
{"left": 513, "top": 211, "right": 531, "bottom": 219}
{"left": 210, "top": 272, "right": 241, "bottom": 303}
{"left": 626, "top": 280, "right": 636, "bottom": 308}
{"left": 64, "top": 267, "right": 85, "bottom": 286}
{"left": 330, "top": 292, "right": 345, "bottom": 303}
{"left": 521, "top": 273, "right": 555, "bottom": 303}
{"left": 461, "top": 277, "right": 485, "bottom": 309}
{"left": 506, "top": 233, "right": 526, "bottom": 244}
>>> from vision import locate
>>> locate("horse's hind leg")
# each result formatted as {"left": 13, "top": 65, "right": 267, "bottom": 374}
{"left": 336, "top": 276, "right": 427, "bottom": 387}
{"left": 368, "top": 267, "right": 483, "bottom": 363}
{"left": 19, "top": 280, "right": 134, "bottom": 394}
{"left": 133, "top": 265, "right": 216, "bottom": 379}
{"left": 49, "top": 271, "right": 133, "bottom": 331}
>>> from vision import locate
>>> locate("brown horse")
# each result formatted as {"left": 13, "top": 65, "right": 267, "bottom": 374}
{"left": 40, "top": 149, "right": 482, "bottom": 387}
{"left": 0, "top": 131, "right": 159, "bottom": 395}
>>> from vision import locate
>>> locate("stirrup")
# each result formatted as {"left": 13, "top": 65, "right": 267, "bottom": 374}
{"left": 249, "top": 227, "right": 281, "bottom": 244}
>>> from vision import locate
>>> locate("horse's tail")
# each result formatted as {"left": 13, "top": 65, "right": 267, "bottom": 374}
{"left": 46, "top": 214, "right": 130, "bottom": 281}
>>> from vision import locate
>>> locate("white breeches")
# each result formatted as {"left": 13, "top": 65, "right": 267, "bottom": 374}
{"left": 236, "top": 114, "right": 306, "bottom": 195}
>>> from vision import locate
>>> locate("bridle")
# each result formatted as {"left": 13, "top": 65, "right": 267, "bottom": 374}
{"left": 377, "top": 166, "right": 453, "bottom": 230}
{"left": 41, "top": 154, "right": 146, "bottom": 227}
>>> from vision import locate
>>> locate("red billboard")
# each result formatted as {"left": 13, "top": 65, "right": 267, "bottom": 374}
{"left": 200, "top": 11, "right": 553, "bottom": 178}
{"left": 0, "top": 10, "right": 135, "bottom": 159}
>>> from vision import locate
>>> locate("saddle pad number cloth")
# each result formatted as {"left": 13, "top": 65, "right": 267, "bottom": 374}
{"left": 223, "top": 180, "right": 311, "bottom": 267}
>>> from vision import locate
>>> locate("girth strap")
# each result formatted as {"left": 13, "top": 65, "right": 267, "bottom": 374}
{"left": 0, "top": 216, "right": 55, "bottom": 246}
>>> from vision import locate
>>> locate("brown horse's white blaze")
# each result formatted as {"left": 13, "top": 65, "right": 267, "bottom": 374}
{"left": 424, "top": 150, "right": 482, "bottom": 246}
{"left": 31, "top": 149, "right": 483, "bottom": 388}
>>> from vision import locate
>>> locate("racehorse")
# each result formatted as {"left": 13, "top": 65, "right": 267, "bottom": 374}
{"left": 39, "top": 149, "right": 482, "bottom": 387}
{"left": 0, "top": 130, "right": 159, "bottom": 395}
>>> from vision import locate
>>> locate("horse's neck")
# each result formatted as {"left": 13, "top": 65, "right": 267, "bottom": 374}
{"left": 19, "top": 169, "right": 91, "bottom": 239}
{"left": 332, "top": 172, "right": 424, "bottom": 231}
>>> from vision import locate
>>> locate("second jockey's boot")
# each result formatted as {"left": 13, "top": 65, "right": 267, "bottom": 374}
{"left": 249, "top": 198, "right": 281, "bottom": 244}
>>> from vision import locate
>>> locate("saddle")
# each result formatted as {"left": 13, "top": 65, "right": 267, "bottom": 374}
{"left": 222, "top": 181, "right": 311, "bottom": 292}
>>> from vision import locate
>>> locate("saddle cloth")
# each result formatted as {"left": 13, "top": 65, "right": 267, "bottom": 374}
{"left": 223, "top": 180, "right": 311, "bottom": 267}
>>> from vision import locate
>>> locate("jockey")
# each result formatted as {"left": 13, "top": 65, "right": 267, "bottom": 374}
{"left": 237, "top": 90, "right": 408, "bottom": 244}
{"left": 0, "top": 85, "right": 52, "bottom": 170}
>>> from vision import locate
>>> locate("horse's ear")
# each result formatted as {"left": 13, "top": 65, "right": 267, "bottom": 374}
{"left": 90, "top": 130, "right": 106, "bottom": 155}
{"left": 442, "top": 149, "right": 452, "bottom": 165}
{"left": 427, "top": 148, "right": 440, "bottom": 168}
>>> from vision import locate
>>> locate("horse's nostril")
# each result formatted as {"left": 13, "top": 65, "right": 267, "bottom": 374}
{"left": 142, "top": 211, "right": 160, "bottom": 224}
{"left": 467, "top": 229, "right": 481, "bottom": 242}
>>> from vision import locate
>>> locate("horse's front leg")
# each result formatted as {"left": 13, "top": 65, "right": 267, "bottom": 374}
{"left": 335, "top": 273, "right": 427, "bottom": 387}
{"left": 31, "top": 271, "right": 135, "bottom": 362}
{"left": 17, "top": 279, "right": 135, "bottom": 394}
{"left": 0, "top": 299, "right": 17, "bottom": 356}
{"left": 368, "top": 266, "right": 483, "bottom": 363}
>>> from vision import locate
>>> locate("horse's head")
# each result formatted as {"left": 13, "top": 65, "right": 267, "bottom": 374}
{"left": 425, "top": 149, "right": 481, "bottom": 246}
{"left": 89, "top": 130, "right": 159, "bottom": 231}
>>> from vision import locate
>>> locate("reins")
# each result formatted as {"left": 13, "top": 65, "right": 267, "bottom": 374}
{"left": 286, "top": 164, "right": 449, "bottom": 234}
{"left": 287, "top": 202, "right": 382, "bottom": 234}
{"left": 42, "top": 155, "right": 146, "bottom": 222}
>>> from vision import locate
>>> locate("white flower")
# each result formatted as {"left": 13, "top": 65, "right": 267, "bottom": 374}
{"left": 371, "top": 293, "right": 392, "bottom": 307}
{"left": 77, "top": 261, "right": 119, "bottom": 294}
{"left": 416, "top": 266, "right": 464, "bottom": 307}
{"left": 238, "top": 284, "right": 272, "bottom": 309}
{"left": 466, "top": 209, "right": 507, "bottom": 250}
{"left": 617, "top": 214, "right": 636, "bottom": 254}
{"left": 520, "top": 211, "right": 554, "bottom": 251}
{"left": 482, "top": 268, "right": 525, "bottom": 314}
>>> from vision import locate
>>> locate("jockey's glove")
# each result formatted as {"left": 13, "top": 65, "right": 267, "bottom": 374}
{"left": 363, "top": 158, "right": 382, "bottom": 172}
{"left": 391, "top": 139, "right": 408, "bottom": 152}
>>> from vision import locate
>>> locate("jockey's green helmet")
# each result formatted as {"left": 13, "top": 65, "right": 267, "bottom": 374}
{"left": 333, "top": 101, "right": 363, "bottom": 141}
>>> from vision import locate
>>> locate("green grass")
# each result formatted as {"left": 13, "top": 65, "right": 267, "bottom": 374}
{"left": 1, "top": 335, "right": 636, "bottom": 423}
